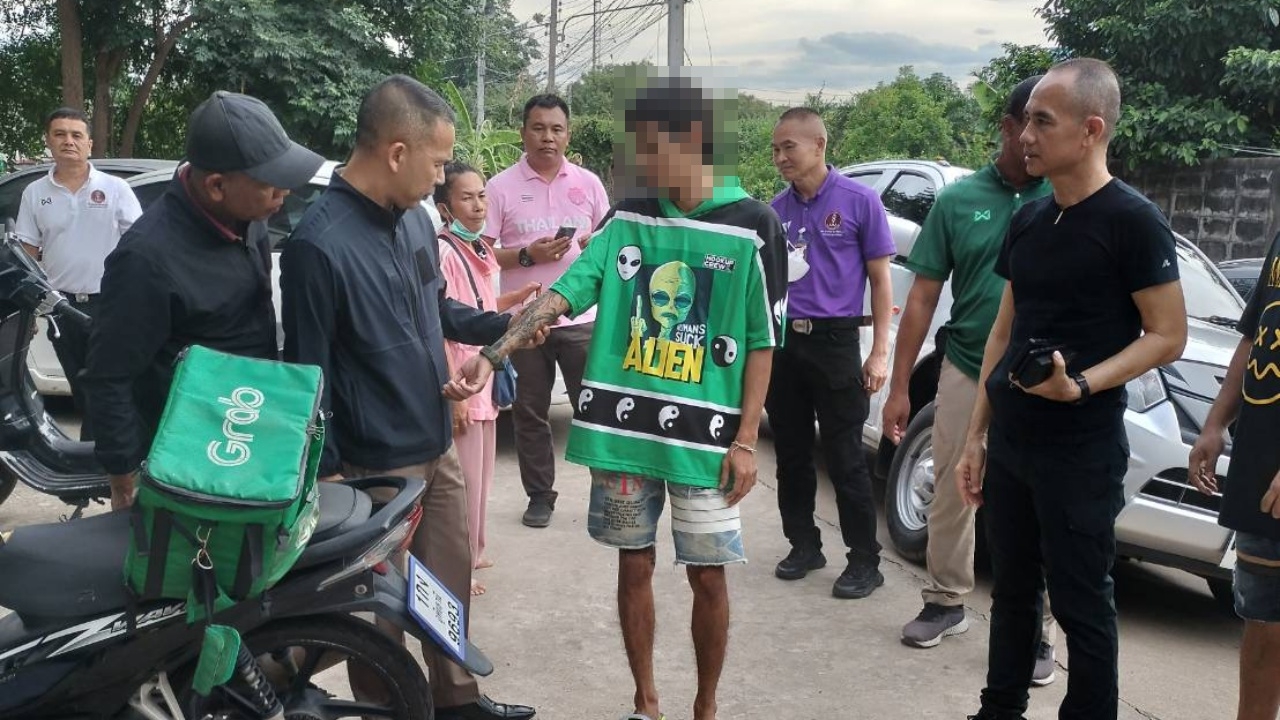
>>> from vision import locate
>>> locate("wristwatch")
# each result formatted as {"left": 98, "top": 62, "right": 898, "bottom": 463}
{"left": 518, "top": 247, "right": 536, "bottom": 267}
{"left": 479, "top": 345, "right": 504, "bottom": 371}
{"left": 1071, "top": 372, "right": 1091, "bottom": 405}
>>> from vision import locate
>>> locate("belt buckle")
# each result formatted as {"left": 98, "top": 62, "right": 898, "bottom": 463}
{"left": 74, "top": 293, "right": 89, "bottom": 303}
{"left": 791, "top": 319, "right": 813, "bottom": 335}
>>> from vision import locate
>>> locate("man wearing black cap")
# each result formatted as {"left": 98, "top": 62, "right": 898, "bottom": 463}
{"left": 84, "top": 90, "right": 324, "bottom": 511}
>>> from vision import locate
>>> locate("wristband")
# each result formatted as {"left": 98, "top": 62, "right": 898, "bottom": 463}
{"left": 1071, "top": 373, "right": 1091, "bottom": 405}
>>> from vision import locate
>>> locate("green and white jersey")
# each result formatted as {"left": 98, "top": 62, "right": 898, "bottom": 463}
{"left": 551, "top": 185, "right": 787, "bottom": 488}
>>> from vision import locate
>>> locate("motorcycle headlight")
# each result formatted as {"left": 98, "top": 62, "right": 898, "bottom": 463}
{"left": 1126, "top": 369, "right": 1167, "bottom": 413}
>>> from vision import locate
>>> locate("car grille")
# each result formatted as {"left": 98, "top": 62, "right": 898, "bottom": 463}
{"left": 1138, "top": 468, "right": 1222, "bottom": 516}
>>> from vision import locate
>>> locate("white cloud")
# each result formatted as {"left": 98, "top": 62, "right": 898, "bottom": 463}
{"left": 507, "top": 0, "right": 1049, "bottom": 101}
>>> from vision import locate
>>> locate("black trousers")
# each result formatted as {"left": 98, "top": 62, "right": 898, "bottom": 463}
{"left": 765, "top": 322, "right": 880, "bottom": 566}
{"left": 48, "top": 296, "right": 97, "bottom": 441}
{"left": 980, "top": 424, "right": 1127, "bottom": 720}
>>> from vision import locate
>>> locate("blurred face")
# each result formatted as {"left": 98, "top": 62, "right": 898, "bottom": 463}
{"left": 390, "top": 119, "right": 456, "bottom": 210}
{"left": 1019, "top": 72, "right": 1101, "bottom": 178}
{"left": 771, "top": 119, "right": 825, "bottom": 181}
{"left": 521, "top": 105, "right": 570, "bottom": 167}
{"left": 206, "top": 171, "right": 289, "bottom": 223}
{"left": 632, "top": 121, "right": 703, "bottom": 195}
{"left": 46, "top": 118, "right": 91, "bottom": 166}
{"left": 443, "top": 171, "right": 487, "bottom": 232}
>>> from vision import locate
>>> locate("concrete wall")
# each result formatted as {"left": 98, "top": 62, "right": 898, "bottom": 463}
{"left": 1125, "top": 158, "right": 1280, "bottom": 261}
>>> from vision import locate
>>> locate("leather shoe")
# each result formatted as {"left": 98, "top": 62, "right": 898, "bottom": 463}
{"left": 435, "top": 694, "right": 536, "bottom": 720}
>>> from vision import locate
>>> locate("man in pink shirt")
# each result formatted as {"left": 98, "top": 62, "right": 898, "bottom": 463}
{"left": 486, "top": 93, "right": 611, "bottom": 527}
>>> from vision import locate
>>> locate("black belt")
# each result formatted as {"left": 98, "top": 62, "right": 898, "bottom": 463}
{"left": 789, "top": 317, "right": 868, "bottom": 335}
{"left": 62, "top": 292, "right": 99, "bottom": 304}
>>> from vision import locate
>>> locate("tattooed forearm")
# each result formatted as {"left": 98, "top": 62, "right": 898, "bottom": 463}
{"left": 491, "top": 291, "right": 570, "bottom": 358}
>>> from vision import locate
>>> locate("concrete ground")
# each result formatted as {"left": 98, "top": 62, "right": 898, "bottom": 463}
{"left": 0, "top": 404, "right": 1242, "bottom": 719}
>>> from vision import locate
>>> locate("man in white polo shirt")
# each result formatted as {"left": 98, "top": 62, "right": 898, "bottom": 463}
{"left": 486, "top": 93, "right": 610, "bottom": 527}
{"left": 15, "top": 107, "right": 142, "bottom": 440}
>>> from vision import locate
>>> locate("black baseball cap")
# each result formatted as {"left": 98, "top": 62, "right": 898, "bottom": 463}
{"left": 185, "top": 91, "right": 324, "bottom": 188}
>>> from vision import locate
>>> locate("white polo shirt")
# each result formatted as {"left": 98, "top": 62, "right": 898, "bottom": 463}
{"left": 14, "top": 163, "right": 142, "bottom": 294}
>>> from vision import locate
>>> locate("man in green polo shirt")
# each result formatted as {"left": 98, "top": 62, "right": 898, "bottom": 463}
{"left": 882, "top": 75, "right": 1060, "bottom": 679}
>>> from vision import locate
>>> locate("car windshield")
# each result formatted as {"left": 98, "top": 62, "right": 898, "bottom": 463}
{"left": 1178, "top": 239, "right": 1245, "bottom": 323}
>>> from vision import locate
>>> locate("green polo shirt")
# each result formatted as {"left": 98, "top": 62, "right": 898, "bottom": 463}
{"left": 903, "top": 164, "right": 1052, "bottom": 379}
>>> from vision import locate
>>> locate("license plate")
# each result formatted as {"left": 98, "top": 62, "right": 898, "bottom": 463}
{"left": 406, "top": 556, "right": 466, "bottom": 665}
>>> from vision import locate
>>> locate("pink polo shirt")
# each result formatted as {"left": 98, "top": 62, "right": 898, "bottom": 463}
{"left": 485, "top": 154, "right": 610, "bottom": 327}
{"left": 439, "top": 230, "right": 501, "bottom": 422}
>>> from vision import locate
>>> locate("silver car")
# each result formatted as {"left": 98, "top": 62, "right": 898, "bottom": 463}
{"left": 844, "top": 160, "right": 1242, "bottom": 608}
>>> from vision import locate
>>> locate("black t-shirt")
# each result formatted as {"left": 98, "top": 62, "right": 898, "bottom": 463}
{"left": 1220, "top": 233, "right": 1280, "bottom": 539}
{"left": 986, "top": 179, "right": 1180, "bottom": 442}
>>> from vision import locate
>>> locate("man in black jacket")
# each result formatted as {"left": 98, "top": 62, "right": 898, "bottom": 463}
{"left": 85, "top": 91, "right": 323, "bottom": 510}
{"left": 281, "top": 75, "right": 535, "bottom": 720}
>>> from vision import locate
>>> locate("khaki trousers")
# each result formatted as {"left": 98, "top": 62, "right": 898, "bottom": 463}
{"left": 344, "top": 447, "right": 480, "bottom": 708}
{"left": 926, "top": 358, "right": 1057, "bottom": 644}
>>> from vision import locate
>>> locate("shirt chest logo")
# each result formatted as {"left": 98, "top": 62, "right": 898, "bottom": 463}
{"left": 520, "top": 193, "right": 535, "bottom": 203}
{"left": 823, "top": 211, "right": 842, "bottom": 232}
{"left": 973, "top": 209, "right": 992, "bottom": 222}
{"left": 568, "top": 187, "right": 587, "bottom": 205}
{"left": 88, "top": 189, "right": 108, "bottom": 208}
{"left": 40, "top": 197, "right": 52, "bottom": 206}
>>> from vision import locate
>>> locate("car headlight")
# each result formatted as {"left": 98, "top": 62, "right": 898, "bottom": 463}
{"left": 1126, "top": 369, "right": 1167, "bottom": 412}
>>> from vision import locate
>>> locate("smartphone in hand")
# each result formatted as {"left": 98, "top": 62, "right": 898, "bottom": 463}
{"left": 554, "top": 225, "right": 575, "bottom": 241}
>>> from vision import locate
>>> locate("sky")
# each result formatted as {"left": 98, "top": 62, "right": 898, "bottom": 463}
{"left": 507, "top": 0, "right": 1051, "bottom": 103}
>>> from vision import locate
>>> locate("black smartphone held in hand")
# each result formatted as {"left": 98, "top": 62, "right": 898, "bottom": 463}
{"left": 1009, "top": 337, "right": 1077, "bottom": 388}
{"left": 554, "top": 225, "right": 575, "bottom": 241}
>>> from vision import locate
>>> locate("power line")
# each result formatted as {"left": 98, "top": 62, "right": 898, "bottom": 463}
{"left": 697, "top": 0, "right": 712, "bottom": 65}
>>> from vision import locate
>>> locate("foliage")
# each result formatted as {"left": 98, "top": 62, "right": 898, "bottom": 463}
{"left": 442, "top": 81, "right": 522, "bottom": 178}
{"left": 971, "top": 43, "right": 1059, "bottom": 129}
{"left": 569, "top": 114, "right": 614, "bottom": 186}
{"left": 738, "top": 116, "right": 784, "bottom": 201}
{"left": 833, "top": 67, "right": 991, "bottom": 170}
{"left": 1036, "top": 0, "right": 1280, "bottom": 167}
{"left": 0, "top": 33, "right": 61, "bottom": 159}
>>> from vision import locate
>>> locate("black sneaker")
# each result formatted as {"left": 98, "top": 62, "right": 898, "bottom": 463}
{"left": 901, "top": 602, "right": 968, "bottom": 648}
{"left": 521, "top": 500, "right": 554, "bottom": 528}
{"left": 832, "top": 562, "right": 884, "bottom": 599}
{"left": 774, "top": 545, "right": 826, "bottom": 580}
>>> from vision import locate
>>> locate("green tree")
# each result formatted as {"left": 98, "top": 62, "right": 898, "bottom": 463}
{"left": 971, "top": 43, "right": 1058, "bottom": 141}
{"left": 0, "top": 33, "right": 61, "bottom": 159}
{"left": 834, "top": 67, "right": 990, "bottom": 169}
{"left": 441, "top": 81, "right": 522, "bottom": 178}
{"left": 1037, "top": 0, "right": 1276, "bottom": 166}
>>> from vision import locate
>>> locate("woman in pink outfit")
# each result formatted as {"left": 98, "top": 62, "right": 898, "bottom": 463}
{"left": 434, "top": 162, "right": 539, "bottom": 595}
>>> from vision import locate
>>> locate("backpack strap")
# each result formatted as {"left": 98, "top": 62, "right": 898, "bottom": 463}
{"left": 440, "top": 232, "right": 487, "bottom": 311}
{"left": 142, "top": 508, "right": 175, "bottom": 600}
{"left": 232, "top": 524, "right": 265, "bottom": 600}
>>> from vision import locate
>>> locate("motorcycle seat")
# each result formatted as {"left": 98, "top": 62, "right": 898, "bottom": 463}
{"left": 0, "top": 482, "right": 373, "bottom": 622}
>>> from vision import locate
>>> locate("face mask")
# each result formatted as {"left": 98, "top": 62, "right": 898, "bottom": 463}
{"left": 449, "top": 218, "right": 485, "bottom": 243}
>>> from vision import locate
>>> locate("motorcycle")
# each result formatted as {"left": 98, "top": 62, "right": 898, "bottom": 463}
{"left": 0, "top": 222, "right": 106, "bottom": 516}
{"left": 0, "top": 228, "right": 492, "bottom": 717}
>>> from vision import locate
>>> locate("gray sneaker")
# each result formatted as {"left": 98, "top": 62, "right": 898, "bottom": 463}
{"left": 1031, "top": 641, "right": 1056, "bottom": 686}
{"left": 901, "top": 602, "right": 968, "bottom": 648}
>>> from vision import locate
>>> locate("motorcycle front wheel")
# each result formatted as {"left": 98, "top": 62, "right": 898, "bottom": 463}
{"left": 184, "top": 614, "right": 433, "bottom": 720}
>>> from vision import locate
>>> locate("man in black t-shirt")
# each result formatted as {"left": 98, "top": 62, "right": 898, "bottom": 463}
{"left": 1190, "top": 233, "right": 1280, "bottom": 720}
{"left": 955, "top": 59, "right": 1188, "bottom": 720}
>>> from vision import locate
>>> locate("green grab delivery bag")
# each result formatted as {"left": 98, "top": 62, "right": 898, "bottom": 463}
{"left": 123, "top": 345, "right": 324, "bottom": 618}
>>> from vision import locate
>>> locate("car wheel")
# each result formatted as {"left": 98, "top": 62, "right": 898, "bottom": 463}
{"left": 1207, "top": 577, "right": 1237, "bottom": 616}
{"left": 885, "top": 402, "right": 937, "bottom": 564}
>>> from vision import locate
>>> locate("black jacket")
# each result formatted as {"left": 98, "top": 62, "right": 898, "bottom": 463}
{"left": 280, "top": 173, "right": 509, "bottom": 476}
{"left": 85, "top": 174, "right": 277, "bottom": 475}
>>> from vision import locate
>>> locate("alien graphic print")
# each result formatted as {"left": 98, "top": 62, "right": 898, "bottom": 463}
{"left": 550, "top": 192, "right": 787, "bottom": 488}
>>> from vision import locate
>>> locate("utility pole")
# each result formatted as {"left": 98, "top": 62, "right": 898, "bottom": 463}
{"left": 477, "top": 0, "right": 492, "bottom": 131}
{"left": 666, "top": 0, "right": 685, "bottom": 69}
{"left": 591, "top": 0, "right": 599, "bottom": 70}
{"left": 547, "top": 0, "right": 559, "bottom": 90}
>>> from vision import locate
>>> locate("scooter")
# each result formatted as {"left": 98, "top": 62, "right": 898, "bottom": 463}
{"left": 0, "top": 222, "right": 107, "bottom": 517}
{"left": 0, "top": 228, "right": 493, "bottom": 717}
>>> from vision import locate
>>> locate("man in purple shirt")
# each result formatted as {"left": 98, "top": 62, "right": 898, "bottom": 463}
{"left": 768, "top": 107, "right": 895, "bottom": 599}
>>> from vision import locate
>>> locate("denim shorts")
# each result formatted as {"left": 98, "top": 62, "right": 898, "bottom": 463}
{"left": 1234, "top": 532, "right": 1280, "bottom": 623}
{"left": 587, "top": 470, "right": 746, "bottom": 566}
